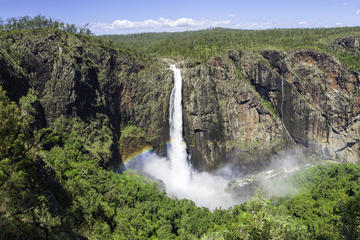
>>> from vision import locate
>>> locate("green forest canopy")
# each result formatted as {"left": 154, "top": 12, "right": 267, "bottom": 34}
{"left": 101, "top": 27, "right": 360, "bottom": 70}
{"left": 0, "top": 81, "right": 359, "bottom": 239}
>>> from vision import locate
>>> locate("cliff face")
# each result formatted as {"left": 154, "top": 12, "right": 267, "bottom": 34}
{"left": 0, "top": 29, "right": 359, "bottom": 171}
{"left": 282, "top": 50, "right": 359, "bottom": 161}
{"left": 181, "top": 58, "right": 286, "bottom": 172}
{"left": 0, "top": 29, "right": 172, "bottom": 168}
{"left": 243, "top": 49, "right": 360, "bottom": 161}
{"left": 181, "top": 47, "right": 360, "bottom": 171}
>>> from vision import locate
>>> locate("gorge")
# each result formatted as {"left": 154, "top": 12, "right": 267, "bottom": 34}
{"left": 1, "top": 25, "right": 360, "bottom": 239}
{"left": 0, "top": 28, "right": 359, "bottom": 174}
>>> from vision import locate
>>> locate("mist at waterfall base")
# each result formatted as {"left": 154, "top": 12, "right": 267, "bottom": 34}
{"left": 126, "top": 65, "right": 235, "bottom": 209}
{"left": 129, "top": 152, "right": 235, "bottom": 209}
{"left": 125, "top": 65, "right": 306, "bottom": 210}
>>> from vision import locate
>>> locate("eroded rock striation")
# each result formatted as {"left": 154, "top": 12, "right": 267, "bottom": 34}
{"left": 181, "top": 48, "right": 360, "bottom": 171}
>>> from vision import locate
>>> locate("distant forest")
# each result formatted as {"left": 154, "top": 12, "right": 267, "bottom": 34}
{"left": 101, "top": 27, "right": 360, "bottom": 70}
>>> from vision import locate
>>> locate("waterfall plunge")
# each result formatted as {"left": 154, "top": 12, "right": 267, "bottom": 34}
{"left": 126, "top": 65, "right": 235, "bottom": 210}
{"left": 168, "top": 65, "right": 191, "bottom": 189}
{"left": 125, "top": 65, "right": 305, "bottom": 208}
{"left": 281, "top": 75, "right": 284, "bottom": 121}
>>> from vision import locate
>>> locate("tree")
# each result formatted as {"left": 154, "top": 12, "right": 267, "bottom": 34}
{"left": 0, "top": 15, "right": 93, "bottom": 35}
{"left": 0, "top": 86, "right": 21, "bottom": 159}
{"left": 0, "top": 17, "right": 4, "bottom": 30}
{"left": 0, "top": 87, "right": 70, "bottom": 239}
{"left": 337, "top": 196, "right": 360, "bottom": 240}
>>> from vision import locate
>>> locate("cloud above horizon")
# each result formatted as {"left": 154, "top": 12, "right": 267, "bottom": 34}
{"left": 235, "top": 21, "right": 277, "bottom": 29}
{"left": 298, "top": 21, "right": 309, "bottom": 25}
{"left": 90, "top": 16, "right": 358, "bottom": 35}
{"left": 91, "top": 17, "right": 231, "bottom": 34}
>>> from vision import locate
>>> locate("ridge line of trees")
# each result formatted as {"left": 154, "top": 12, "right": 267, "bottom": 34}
{"left": 0, "top": 15, "right": 93, "bottom": 35}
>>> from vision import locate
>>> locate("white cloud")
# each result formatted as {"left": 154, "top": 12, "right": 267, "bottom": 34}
{"left": 298, "top": 21, "right": 308, "bottom": 25}
{"left": 343, "top": 2, "right": 348, "bottom": 6}
{"left": 235, "top": 21, "right": 277, "bottom": 29}
{"left": 356, "top": 9, "right": 360, "bottom": 14}
{"left": 91, "top": 17, "right": 231, "bottom": 34}
{"left": 93, "top": 17, "right": 353, "bottom": 35}
{"left": 229, "top": 13, "right": 236, "bottom": 18}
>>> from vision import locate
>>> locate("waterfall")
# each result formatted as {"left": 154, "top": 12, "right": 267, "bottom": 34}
{"left": 126, "top": 64, "right": 235, "bottom": 209}
{"left": 124, "top": 64, "right": 302, "bottom": 209}
{"left": 281, "top": 75, "right": 284, "bottom": 123}
{"left": 168, "top": 64, "right": 191, "bottom": 189}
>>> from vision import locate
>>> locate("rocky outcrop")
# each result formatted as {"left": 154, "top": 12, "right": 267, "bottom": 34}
{"left": 333, "top": 36, "right": 360, "bottom": 52}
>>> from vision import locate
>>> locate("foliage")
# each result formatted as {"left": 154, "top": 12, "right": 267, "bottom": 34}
{"left": 0, "top": 87, "right": 212, "bottom": 239}
{"left": 0, "top": 15, "right": 93, "bottom": 35}
{"left": 272, "top": 163, "right": 360, "bottom": 239}
{"left": 100, "top": 27, "right": 360, "bottom": 63}
{"left": 336, "top": 196, "right": 360, "bottom": 240}
{"left": 0, "top": 87, "right": 71, "bottom": 239}
{"left": 0, "top": 87, "right": 360, "bottom": 239}
{"left": 206, "top": 195, "right": 310, "bottom": 240}
{"left": 338, "top": 51, "right": 360, "bottom": 72}
{"left": 0, "top": 86, "right": 21, "bottom": 159}
{"left": 119, "top": 124, "right": 152, "bottom": 162}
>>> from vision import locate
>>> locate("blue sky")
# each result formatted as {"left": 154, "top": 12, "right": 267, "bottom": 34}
{"left": 1, "top": 0, "right": 360, "bottom": 34}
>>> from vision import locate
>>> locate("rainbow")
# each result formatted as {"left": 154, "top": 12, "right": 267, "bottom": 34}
{"left": 122, "top": 145, "right": 154, "bottom": 164}
{"left": 122, "top": 139, "right": 189, "bottom": 165}
{"left": 121, "top": 140, "right": 170, "bottom": 163}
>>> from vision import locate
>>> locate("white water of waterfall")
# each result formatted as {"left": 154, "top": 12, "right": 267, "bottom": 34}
{"left": 168, "top": 65, "right": 191, "bottom": 189}
{"left": 125, "top": 64, "right": 236, "bottom": 209}
{"left": 281, "top": 75, "right": 284, "bottom": 123}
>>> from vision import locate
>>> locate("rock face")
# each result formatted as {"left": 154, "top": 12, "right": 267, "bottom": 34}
{"left": 283, "top": 50, "right": 360, "bottom": 161}
{"left": 181, "top": 57, "right": 287, "bottom": 172}
{"left": 0, "top": 29, "right": 359, "bottom": 171}
{"left": 181, "top": 49, "right": 360, "bottom": 170}
{"left": 0, "top": 29, "right": 173, "bottom": 168}
{"left": 333, "top": 36, "right": 360, "bottom": 52}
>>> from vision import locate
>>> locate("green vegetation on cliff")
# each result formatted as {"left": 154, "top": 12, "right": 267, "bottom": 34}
{"left": 0, "top": 25, "right": 172, "bottom": 166}
{"left": 0, "top": 86, "right": 359, "bottom": 239}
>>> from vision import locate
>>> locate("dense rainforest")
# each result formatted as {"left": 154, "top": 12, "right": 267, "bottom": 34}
{"left": 0, "top": 16, "right": 359, "bottom": 239}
